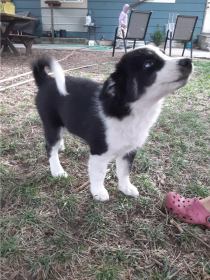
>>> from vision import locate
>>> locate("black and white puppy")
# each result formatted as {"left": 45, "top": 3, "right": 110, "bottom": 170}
{"left": 33, "top": 45, "right": 193, "bottom": 201}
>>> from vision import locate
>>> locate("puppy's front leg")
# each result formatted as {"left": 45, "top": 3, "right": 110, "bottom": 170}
{"left": 89, "top": 154, "right": 111, "bottom": 201}
{"left": 116, "top": 150, "right": 139, "bottom": 197}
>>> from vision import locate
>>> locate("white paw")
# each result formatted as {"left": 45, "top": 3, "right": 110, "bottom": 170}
{"left": 91, "top": 188, "right": 110, "bottom": 201}
{"left": 119, "top": 183, "right": 139, "bottom": 197}
{"left": 51, "top": 168, "right": 68, "bottom": 178}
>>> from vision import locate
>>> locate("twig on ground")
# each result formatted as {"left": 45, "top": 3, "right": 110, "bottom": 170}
{"left": 167, "top": 267, "right": 183, "bottom": 280}
{"left": 135, "top": 261, "right": 155, "bottom": 271}
{"left": 165, "top": 207, "right": 169, "bottom": 225}
{"left": 57, "top": 207, "right": 68, "bottom": 223}
{"left": 72, "top": 169, "right": 110, "bottom": 193}
{"left": 134, "top": 238, "right": 151, "bottom": 242}
{"left": 155, "top": 207, "right": 167, "bottom": 218}
{"left": 183, "top": 259, "right": 197, "bottom": 280}
{"left": 155, "top": 208, "right": 210, "bottom": 249}
{"left": 170, "top": 251, "right": 181, "bottom": 266}
{"left": 170, "top": 219, "right": 184, "bottom": 233}
{"left": 72, "top": 180, "right": 90, "bottom": 193}
{"left": 185, "top": 231, "right": 210, "bottom": 250}
{"left": 151, "top": 258, "right": 164, "bottom": 267}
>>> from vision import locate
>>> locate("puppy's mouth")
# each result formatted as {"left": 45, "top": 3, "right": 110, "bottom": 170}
{"left": 162, "top": 75, "right": 190, "bottom": 86}
{"left": 173, "top": 75, "right": 190, "bottom": 83}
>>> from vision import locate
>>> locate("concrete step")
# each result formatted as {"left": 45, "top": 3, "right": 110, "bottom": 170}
{"left": 119, "top": 40, "right": 145, "bottom": 48}
{"left": 198, "top": 34, "right": 210, "bottom": 52}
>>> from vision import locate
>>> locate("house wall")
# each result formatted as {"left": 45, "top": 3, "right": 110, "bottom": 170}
{"left": 13, "top": 0, "right": 206, "bottom": 41}
{"left": 13, "top": 0, "right": 42, "bottom": 37}
{"left": 88, "top": 0, "right": 207, "bottom": 41}
{"left": 41, "top": 8, "right": 88, "bottom": 34}
{"left": 41, "top": 0, "right": 88, "bottom": 38}
{"left": 13, "top": 0, "right": 88, "bottom": 38}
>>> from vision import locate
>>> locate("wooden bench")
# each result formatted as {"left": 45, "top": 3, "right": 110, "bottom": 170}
{"left": 9, "top": 34, "right": 36, "bottom": 56}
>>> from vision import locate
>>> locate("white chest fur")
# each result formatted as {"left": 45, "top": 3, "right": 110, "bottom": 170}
{"left": 105, "top": 98, "right": 163, "bottom": 156}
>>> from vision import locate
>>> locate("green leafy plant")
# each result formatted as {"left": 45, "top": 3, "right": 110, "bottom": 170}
{"left": 149, "top": 24, "right": 164, "bottom": 46}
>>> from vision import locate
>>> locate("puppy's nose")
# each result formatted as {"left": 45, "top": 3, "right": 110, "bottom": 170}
{"left": 179, "top": 58, "right": 192, "bottom": 69}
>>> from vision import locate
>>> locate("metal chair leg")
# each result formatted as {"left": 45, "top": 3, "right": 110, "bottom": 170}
{"left": 112, "top": 37, "right": 116, "bottom": 57}
{"left": 121, "top": 29, "right": 127, "bottom": 53}
{"left": 182, "top": 42, "right": 186, "bottom": 56}
{"left": 190, "top": 38, "right": 193, "bottom": 59}
{"left": 123, "top": 39, "right": 127, "bottom": 53}
{"left": 164, "top": 39, "right": 167, "bottom": 51}
{"left": 112, "top": 28, "right": 118, "bottom": 57}
{"left": 164, "top": 30, "right": 170, "bottom": 51}
{"left": 169, "top": 31, "right": 172, "bottom": 57}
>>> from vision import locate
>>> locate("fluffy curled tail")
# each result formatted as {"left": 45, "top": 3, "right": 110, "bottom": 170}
{"left": 32, "top": 58, "right": 68, "bottom": 96}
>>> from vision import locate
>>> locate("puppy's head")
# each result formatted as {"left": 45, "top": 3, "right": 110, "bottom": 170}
{"left": 100, "top": 45, "right": 193, "bottom": 103}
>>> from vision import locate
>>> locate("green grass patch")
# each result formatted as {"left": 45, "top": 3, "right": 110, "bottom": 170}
{"left": 1, "top": 55, "right": 209, "bottom": 280}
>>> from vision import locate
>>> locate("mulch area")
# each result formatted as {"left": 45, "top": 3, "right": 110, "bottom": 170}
{"left": 0, "top": 48, "right": 123, "bottom": 82}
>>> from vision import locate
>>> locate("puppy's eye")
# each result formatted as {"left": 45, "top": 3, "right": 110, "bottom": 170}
{"left": 145, "top": 61, "right": 154, "bottom": 68}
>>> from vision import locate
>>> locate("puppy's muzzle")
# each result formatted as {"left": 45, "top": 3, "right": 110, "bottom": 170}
{"left": 178, "top": 58, "right": 192, "bottom": 69}
{"left": 176, "top": 58, "right": 193, "bottom": 82}
{"left": 178, "top": 58, "right": 192, "bottom": 74}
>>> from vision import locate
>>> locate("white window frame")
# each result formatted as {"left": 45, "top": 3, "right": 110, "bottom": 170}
{"left": 146, "top": 0, "right": 175, "bottom": 3}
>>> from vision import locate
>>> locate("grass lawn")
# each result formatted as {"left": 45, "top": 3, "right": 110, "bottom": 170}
{"left": 1, "top": 55, "right": 210, "bottom": 280}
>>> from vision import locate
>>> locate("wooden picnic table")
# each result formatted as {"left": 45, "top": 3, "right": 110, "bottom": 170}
{"left": 0, "top": 13, "right": 38, "bottom": 56}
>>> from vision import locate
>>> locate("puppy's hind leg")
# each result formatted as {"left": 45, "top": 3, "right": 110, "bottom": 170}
{"left": 116, "top": 150, "right": 139, "bottom": 197}
{"left": 45, "top": 126, "right": 68, "bottom": 178}
{"left": 89, "top": 154, "right": 111, "bottom": 201}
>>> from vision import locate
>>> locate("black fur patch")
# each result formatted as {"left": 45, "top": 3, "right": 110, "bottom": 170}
{"left": 123, "top": 150, "right": 137, "bottom": 173}
{"left": 35, "top": 76, "right": 108, "bottom": 156}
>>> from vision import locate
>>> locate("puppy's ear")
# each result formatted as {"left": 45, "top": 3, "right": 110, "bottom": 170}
{"left": 100, "top": 75, "right": 117, "bottom": 100}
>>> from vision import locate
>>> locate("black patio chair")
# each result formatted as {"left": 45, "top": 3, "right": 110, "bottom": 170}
{"left": 164, "top": 15, "right": 198, "bottom": 58}
{"left": 112, "top": 10, "right": 152, "bottom": 57}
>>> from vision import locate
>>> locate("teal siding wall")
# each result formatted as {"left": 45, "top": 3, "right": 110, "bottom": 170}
{"left": 88, "top": 0, "right": 206, "bottom": 41}
{"left": 13, "top": 0, "right": 42, "bottom": 37}
{"left": 12, "top": 0, "right": 206, "bottom": 40}
{"left": 41, "top": 8, "right": 88, "bottom": 38}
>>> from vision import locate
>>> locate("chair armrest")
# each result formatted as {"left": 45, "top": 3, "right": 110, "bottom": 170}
{"left": 166, "top": 29, "right": 173, "bottom": 39}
